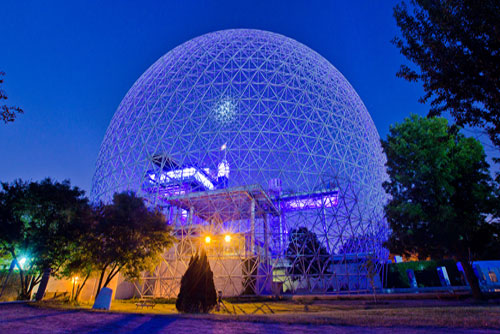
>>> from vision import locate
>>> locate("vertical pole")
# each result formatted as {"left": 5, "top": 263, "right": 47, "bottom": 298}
{"left": 276, "top": 199, "right": 283, "bottom": 254}
{"left": 188, "top": 206, "right": 194, "bottom": 260}
{"left": 168, "top": 205, "right": 173, "bottom": 225}
{"left": 263, "top": 213, "right": 270, "bottom": 295}
{"left": 250, "top": 198, "right": 255, "bottom": 255}
{"left": 281, "top": 211, "right": 287, "bottom": 256}
{"left": 322, "top": 204, "right": 331, "bottom": 253}
{"left": 71, "top": 280, "right": 75, "bottom": 301}
{"left": 188, "top": 206, "right": 194, "bottom": 226}
{"left": 263, "top": 213, "right": 269, "bottom": 265}
{"left": 278, "top": 213, "right": 283, "bottom": 254}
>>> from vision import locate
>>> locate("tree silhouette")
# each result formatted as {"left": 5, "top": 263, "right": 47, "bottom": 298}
{"left": 337, "top": 234, "right": 378, "bottom": 255}
{"left": 393, "top": 1, "right": 500, "bottom": 147}
{"left": 176, "top": 250, "right": 217, "bottom": 313}
{"left": 56, "top": 191, "right": 175, "bottom": 301}
{"left": 285, "top": 227, "right": 330, "bottom": 280}
{"left": 0, "top": 179, "right": 87, "bottom": 299}
{"left": 90, "top": 192, "right": 174, "bottom": 298}
{"left": 0, "top": 71, "right": 23, "bottom": 124}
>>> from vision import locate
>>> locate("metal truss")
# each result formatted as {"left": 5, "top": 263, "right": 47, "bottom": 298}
{"left": 91, "top": 29, "right": 389, "bottom": 296}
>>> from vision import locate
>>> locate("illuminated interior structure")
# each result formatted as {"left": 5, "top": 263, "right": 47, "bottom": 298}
{"left": 91, "top": 29, "right": 389, "bottom": 296}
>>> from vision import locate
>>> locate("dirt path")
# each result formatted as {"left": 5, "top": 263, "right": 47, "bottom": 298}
{"left": 1, "top": 303, "right": 499, "bottom": 334}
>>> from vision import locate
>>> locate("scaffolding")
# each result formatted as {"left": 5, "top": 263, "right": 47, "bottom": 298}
{"left": 136, "top": 181, "right": 386, "bottom": 298}
{"left": 90, "top": 29, "right": 390, "bottom": 297}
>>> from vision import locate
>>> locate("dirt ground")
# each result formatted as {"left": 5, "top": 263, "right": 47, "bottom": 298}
{"left": 1, "top": 303, "right": 500, "bottom": 334}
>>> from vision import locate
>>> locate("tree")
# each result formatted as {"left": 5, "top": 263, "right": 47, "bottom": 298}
{"left": 337, "top": 234, "right": 378, "bottom": 256}
{"left": 469, "top": 216, "right": 500, "bottom": 261}
{"left": 176, "top": 250, "right": 217, "bottom": 313}
{"left": 285, "top": 227, "right": 330, "bottom": 282}
{"left": 0, "top": 71, "right": 23, "bottom": 123}
{"left": 362, "top": 255, "right": 378, "bottom": 302}
{"left": 90, "top": 192, "right": 175, "bottom": 298}
{"left": 382, "top": 114, "right": 499, "bottom": 299}
{"left": 56, "top": 206, "right": 96, "bottom": 302}
{"left": 0, "top": 179, "right": 88, "bottom": 299}
{"left": 392, "top": 1, "right": 500, "bottom": 147}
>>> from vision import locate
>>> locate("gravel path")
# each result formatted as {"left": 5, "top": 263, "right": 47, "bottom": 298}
{"left": 1, "top": 303, "right": 499, "bottom": 334}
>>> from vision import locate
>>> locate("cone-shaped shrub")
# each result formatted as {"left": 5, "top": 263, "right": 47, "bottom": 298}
{"left": 176, "top": 250, "right": 217, "bottom": 313}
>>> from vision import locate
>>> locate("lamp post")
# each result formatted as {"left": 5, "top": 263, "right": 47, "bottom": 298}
{"left": 71, "top": 276, "right": 79, "bottom": 301}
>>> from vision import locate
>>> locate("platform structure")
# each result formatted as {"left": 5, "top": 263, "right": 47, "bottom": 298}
{"left": 134, "top": 180, "right": 384, "bottom": 298}
{"left": 137, "top": 185, "right": 279, "bottom": 297}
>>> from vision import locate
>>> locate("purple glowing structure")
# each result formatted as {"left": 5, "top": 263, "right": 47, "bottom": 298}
{"left": 91, "top": 29, "right": 388, "bottom": 296}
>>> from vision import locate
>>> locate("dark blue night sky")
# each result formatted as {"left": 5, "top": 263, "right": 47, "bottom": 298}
{"left": 1, "top": 0, "right": 430, "bottom": 193}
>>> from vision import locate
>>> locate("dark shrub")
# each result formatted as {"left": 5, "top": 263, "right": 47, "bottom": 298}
{"left": 384, "top": 259, "right": 466, "bottom": 288}
{"left": 176, "top": 250, "right": 217, "bottom": 313}
{"left": 415, "top": 269, "right": 441, "bottom": 287}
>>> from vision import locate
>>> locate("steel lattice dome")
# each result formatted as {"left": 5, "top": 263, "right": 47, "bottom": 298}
{"left": 91, "top": 29, "right": 388, "bottom": 275}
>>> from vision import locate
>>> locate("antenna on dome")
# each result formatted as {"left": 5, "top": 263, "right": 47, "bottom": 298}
{"left": 217, "top": 143, "right": 229, "bottom": 188}
{"left": 221, "top": 142, "right": 227, "bottom": 160}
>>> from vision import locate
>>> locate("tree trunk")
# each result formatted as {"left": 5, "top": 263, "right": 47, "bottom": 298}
{"left": 74, "top": 273, "right": 90, "bottom": 302}
{"left": 35, "top": 268, "right": 52, "bottom": 301}
{"left": 102, "top": 265, "right": 121, "bottom": 290}
{"left": 460, "top": 260, "right": 483, "bottom": 300}
{"left": 370, "top": 279, "right": 377, "bottom": 303}
{"left": 18, "top": 271, "right": 28, "bottom": 300}
{"left": 95, "top": 267, "right": 106, "bottom": 299}
{"left": 12, "top": 253, "right": 27, "bottom": 300}
{"left": 26, "top": 274, "right": 41, "bottom": 299}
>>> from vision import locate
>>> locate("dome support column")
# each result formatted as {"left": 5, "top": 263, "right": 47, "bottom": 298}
{"left": 250, "top": 198, "right": 255, "bottom": 255}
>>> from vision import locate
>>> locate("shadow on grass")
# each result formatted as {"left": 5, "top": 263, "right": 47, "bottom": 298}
{"left": 0, "top": 309, "right": 79, "bottom": 323}
{"left": 72, "top": 313, "right": 179, "bottom": 333}
{"left": 132, "top": 315, "right": 178, "bottom": 332}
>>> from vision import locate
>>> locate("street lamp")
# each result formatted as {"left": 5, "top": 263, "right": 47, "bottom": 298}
{"left": 71, "top": 276, "right": 79, "bottom": 301}
{"left": 18, "top": 257, "right": 27, "bottom": 270}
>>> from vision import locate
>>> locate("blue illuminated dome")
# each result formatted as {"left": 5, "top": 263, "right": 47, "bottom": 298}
{"left": 91, "top": 29, "right": 388, "bottom": 295}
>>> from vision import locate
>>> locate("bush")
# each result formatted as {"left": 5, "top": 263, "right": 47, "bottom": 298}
{"left": 385, "top": 259, "right": 465, "bottom": 288}
{"left": 176, "top": 250, "right": 217, "bottom": 313}
{"left": 414, "top": 269, "right": 442, "bottom": 287}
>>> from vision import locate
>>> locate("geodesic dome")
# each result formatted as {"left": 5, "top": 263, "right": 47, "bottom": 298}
{"left": 91, "top": 29, "right": 388, "bottom": 295}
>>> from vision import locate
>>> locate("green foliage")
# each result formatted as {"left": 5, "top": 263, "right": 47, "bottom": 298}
{"left": 382, "top": 115, "right": 499, "bottom": 298}
{"left": 393, "top": 1, "right": 500, "bottom": 147}
{"left": 0, "top": 71, "right": 23, "bottom": 124}
{"left": 285, "top": 227, "right": 330, "bottom": 279}
{"left": 382, "top": 115, "right": 498, "bottom": 260}
{"left": 56, "top": 206, "right": 96, "bottom": 301}
{"left": 385, "top": 260, "right": 465, "bottom": 288}
{"left": 0, "top": 182, "right": 174, "bottom": 301}
{"left": 0, "top": 178, "right": 88, "bottom": 299}
{"left": 77, "top": 191, "right": 175, "bottom": 298}
{"left": 176, "top": 250, "right": 217, "bottom": 313}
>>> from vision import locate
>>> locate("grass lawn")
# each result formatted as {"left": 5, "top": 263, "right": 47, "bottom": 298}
{"left": 38, "top": 299, "right": 500, "bottom": 329}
